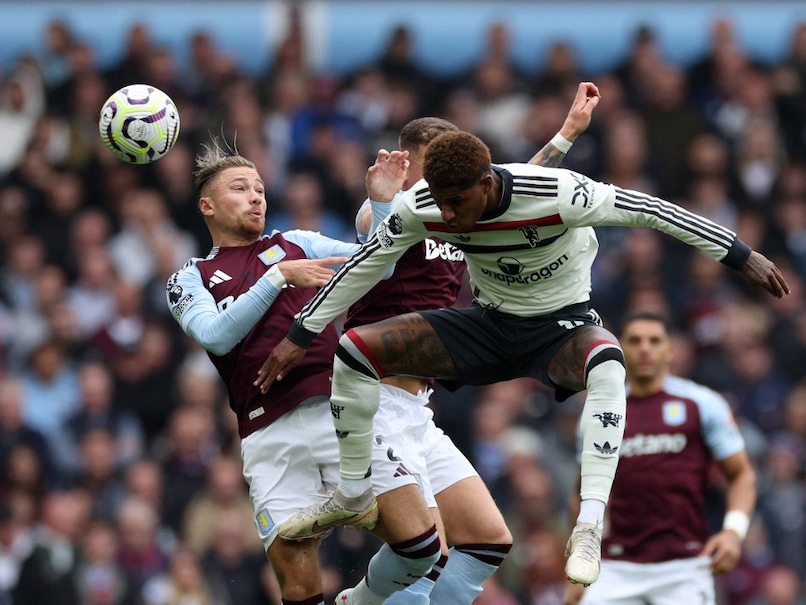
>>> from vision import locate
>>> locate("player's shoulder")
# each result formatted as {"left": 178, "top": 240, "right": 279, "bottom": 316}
{"left": 169, "top": 255, "right": 205, "bottom": 280}
{"left": 394, "top": 179, "right": 436, "bottom": 217}
{"left": 663, "top": 375, "right": 729, "bottom": 409}
{"left": 500, "top": 162, "right": 564, "bottom": 176}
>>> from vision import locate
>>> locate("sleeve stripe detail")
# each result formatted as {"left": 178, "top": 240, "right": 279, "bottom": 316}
{"left": 297, "top": 237, "right": 382, "bottom": 324}
{"left": 614, "top": 188, "right": 735, "bottom": 249}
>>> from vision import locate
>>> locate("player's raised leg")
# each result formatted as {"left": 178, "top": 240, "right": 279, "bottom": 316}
{"left": 549, "top": 325, "right": 627, "bottom": 586}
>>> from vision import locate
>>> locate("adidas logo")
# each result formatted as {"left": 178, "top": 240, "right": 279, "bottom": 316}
{"left": 208, "top": 269, "right": 232, "bottom": 288}
{"left": 594, "top": 441, "right": 618, "bottom": 455}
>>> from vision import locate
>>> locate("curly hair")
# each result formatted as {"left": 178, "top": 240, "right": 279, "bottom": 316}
{"left": 193, "top": 137, "right": 256, "bottom": 196}
{"left": 423, "top": 131, "right": 491, "bottom": 190}
{"left": 398, "top": 117, "right": 458, "bottom": 152}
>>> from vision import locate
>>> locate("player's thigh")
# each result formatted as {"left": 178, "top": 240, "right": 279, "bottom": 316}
{"left": 373, "top": 384, "right": 437, "bottom": 507}
{"left": 242, "top": 398, "right": 336, "bottom": 550}
{"left": 581, "top": 558, "right": 714, "bottom": 605}
{"left": 350, "top": 312, "right": 459, "bottom": 378}
{"left": 580, "top": 560, "right": 655, "bottom": 605}
{"left": 267, "top": 535, "right": 323, "bottom": 596}
{"left": 372, "top": 484, "right": 435, "bottom": 545}
{"left": 548, "top": 324, "right": 619, "bottom": 392}
{"left": 435, "top": 476, "right": 511, "bottom": 546}
{"left": 646, "top": 557, "right": 715, "bottom": 605}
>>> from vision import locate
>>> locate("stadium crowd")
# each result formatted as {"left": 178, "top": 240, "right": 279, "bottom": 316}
{"left": 0, "top": 7, "right": 805, "bottom": 604}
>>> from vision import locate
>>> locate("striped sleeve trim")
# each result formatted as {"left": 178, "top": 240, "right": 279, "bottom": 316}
{"left": 512, "top": 175, "right": 559, "bottom": 197}
{"left": 614, "top": 188, "right": 736, "bottom": 250}
{"left": 296, "top": 237, "right": 383, "bottom": 327}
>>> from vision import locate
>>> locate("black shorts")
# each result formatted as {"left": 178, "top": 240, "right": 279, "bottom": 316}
{"left": 419, "top": 302, "right": 602, "bottom": 392}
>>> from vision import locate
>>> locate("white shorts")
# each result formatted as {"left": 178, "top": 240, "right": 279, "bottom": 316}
{"left": 373, "top": 384, "right": 478, "bottom": 508}
{"left": 580, "top": 557, "right": 715, "bottom": 605}
{"left": 240, "top": 396, "right": 419, "bottom": 550}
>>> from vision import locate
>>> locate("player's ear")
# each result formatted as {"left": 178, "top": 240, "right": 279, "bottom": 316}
{"left": 480, "top": 172, "right": 494, "bottom": 193}
{"left": 199, "top": 196, "right": 213, "bottom": 217}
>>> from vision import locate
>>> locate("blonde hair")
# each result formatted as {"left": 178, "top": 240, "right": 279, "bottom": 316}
{"left": 193, "top": 136, "right": 256, "bottom": 196}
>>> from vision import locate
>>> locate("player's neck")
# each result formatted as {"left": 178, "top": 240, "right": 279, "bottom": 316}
{"left": 628, "top": 374, "right": 666, "bottom": 398}
{"left": 212, "top": 233, "right": 261, "bottom": 248}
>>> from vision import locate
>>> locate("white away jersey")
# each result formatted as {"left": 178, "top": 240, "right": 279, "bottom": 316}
{"left": 294, "top": 164, "right": 748, "bottom": 336}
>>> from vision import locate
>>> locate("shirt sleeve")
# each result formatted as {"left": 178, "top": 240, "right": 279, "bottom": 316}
{"left": 289, "top": 191, "right": 426, "bottom": 346}
{"left": 166, "top": 260, "right": 281, "bottom": 356}
{"left": 283, "top": 229, "right": 362, "bottom": 260}
{"left": 555, "top": 170, "right": 751, "bottom": 268}
{"left": 356, "top": 197, "right": 397, "bottom": 244}
{"left": 696, "top": 385, "right": 747, "bottom": 461}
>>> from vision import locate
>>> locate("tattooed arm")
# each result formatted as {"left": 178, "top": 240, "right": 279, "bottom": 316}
{"left": 529, "top": 81, "right": 600, "bottom": 167}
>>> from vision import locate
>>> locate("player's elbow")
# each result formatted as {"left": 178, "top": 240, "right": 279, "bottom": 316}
{"left": 191, "top": 329, "right": 234, "bottom": 357}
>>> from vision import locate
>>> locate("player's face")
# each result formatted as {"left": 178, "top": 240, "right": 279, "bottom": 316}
{"left": 430, "top": 175, "right": 493, "bottom": 232}
{"left": 204, "top": 167, "right": 266, "bottom": 239}
{"left": 620, "top": 319, "right": 672, "bottom": 382}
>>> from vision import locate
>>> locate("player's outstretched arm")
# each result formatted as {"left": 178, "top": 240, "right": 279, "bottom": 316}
{"left": 529, "top": 81, "right": 601, "bottom": 167}
{"left": 356, "top": 149, "right": 410, "bottom": 238}
{"left": 739, "top": 250, "right": 790, "bottom": 298}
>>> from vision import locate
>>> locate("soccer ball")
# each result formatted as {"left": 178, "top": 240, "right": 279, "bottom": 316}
{"left": 98, "top": 84, "right": 180, "bottom": 164}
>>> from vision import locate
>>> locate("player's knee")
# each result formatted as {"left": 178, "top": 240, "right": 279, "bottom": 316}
{"left": 337, "top": 329, "right": 382, "bottom": 380}
{"left": 584, "top": 346, "right": 626, "bottom": 398}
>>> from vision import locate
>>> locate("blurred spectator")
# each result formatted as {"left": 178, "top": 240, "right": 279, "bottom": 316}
{"left": 12, "top": 489, "right": 88, "bottom": 605}
{"left": 200, "top": 510, "right": 274, "bottom": 605}
{"left": 748, "top": 564, "right": 806, "bottom": 605}
{"left": 518, "top": 526, "right": 569, "bottom": 605}
{"left": 109, "top": 323, "right": 180, "bottom": 441}
{"left": 642, "top": 62, "right": 708, "bottom": 199}
{"left": 34, "top": 19, "right": 76, "bottom": 94}
{"left": 107, "top": 187, "right": 197, "bottom": 290}
{"left": 375, "top": 25, "right": 437, "bottom": 112}
{"left": 0, "top": 56, "right": 45, "bottom": 176}
{"left": 104, "top": 22, "right": 154, "bottom": 92}
{"left": 19, "top": 339, "right": 80, "bottom": 471}
{"left": 756, "top": 434, "right": 806, "bottom": 577}
{"left": 64, "top": 359, "right": 144, "bottom": 473}
{"left": 268, "top": 168, "right": 353, "bottom": 241}
{"left": 1, "top": 235, "right": 46, "bottom": 317}
{"left": 182, "top": 454, "right": 262, "bottom": 556}
{"left": 75, "top": 519, "right": 139, "bottom": 605}
{"left": 69, "top": 428, "right": 129, "bottom": 521}
{"left": 65, "top": 244, "right": 118, "bottom": 341}
{"left": 0, "top": 500, "right": 33, "bottom": 605}
{"left": 153, "top": 404, "right": 217, "bottom": 533}
{"left": 734, "top": 116, "right": 787, "bottom": 208}
{"left": 471, "top": 50, "right": 532, "bottom": 161}
{"left": 0, "top": 375, "right": 55, "bottom": 491}
{"left": 141, "top": 543, "right": 219, "bottom": 605}
{"left": 533, "top": 41, "right": 586, "bottom": 98}
{"left": 115, "top": 496, "right": 170, "bottom": 594}
{"left": 32, "top": 169, "right": 87, "bottom": 265}
{"left": 773, "top": 21, "right": 806, "bottom": 162}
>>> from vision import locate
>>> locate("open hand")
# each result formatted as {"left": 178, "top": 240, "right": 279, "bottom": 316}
{"left": 254, "top": 337, "right": 307, "bottom": 393}
{"left": 365, "top": 149, "right": 410, "bottom": 203}
{"left": 701, "top": 529, "right": 743, "bottom": 575}
{"left": 740, "top": 251, "right": 790, "bottom": 298}
{"left": 276, "top": 256, "right": 347, "bottom": 288}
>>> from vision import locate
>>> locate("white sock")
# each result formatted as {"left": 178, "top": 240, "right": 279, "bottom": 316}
{"left": 579, "top": 358, "right": 626, "bottom": 503}
{"left": 577, "top": 499, "right": 605, "bottom": 526}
